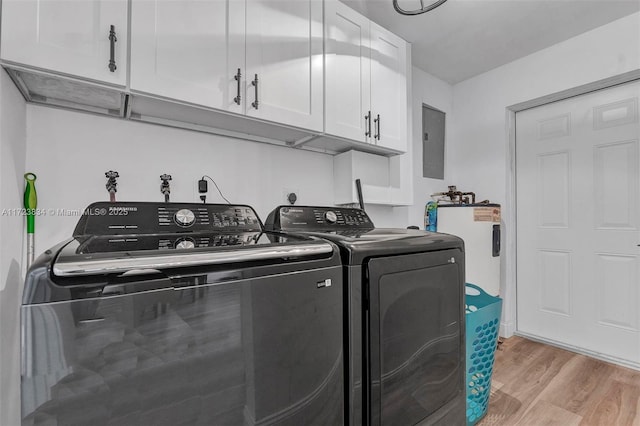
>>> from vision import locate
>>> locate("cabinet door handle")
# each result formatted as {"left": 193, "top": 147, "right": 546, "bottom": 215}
{"left": 365, "top": 111, "right": 371, "bottom": 137}
{"left": 108, "top": 25, "right": 117, "bottom": 73}
{"left": 251, "top": 74, "right": 259, "bottom": 109}
{"left": 374, "top": 114, "right": 380, "bottom": 141}
{"left": 233, "top": 68, "right": 242, "bottom": 105}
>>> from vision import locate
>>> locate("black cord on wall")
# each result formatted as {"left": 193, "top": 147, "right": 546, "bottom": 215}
{"left": 201, "top": 175, "right": 231, "bottom": 204}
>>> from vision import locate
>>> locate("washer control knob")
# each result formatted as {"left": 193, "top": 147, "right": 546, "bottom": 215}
{"left": 175, "top": 209, "right": 196, "bottom": 227}
{"left": 324, "top": 211, "right": 338, "bottom": 224}
{"left": 175, "top": 238, "right": 195, "bottom": 249}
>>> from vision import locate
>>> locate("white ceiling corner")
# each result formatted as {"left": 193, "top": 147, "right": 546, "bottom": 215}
{"left": 340, "top": 0, "right": 640, "bottom": 84}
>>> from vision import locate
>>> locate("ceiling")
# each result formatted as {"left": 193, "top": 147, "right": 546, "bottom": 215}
{"left": 340, "top": 0, "right": 640, "bottom": 84}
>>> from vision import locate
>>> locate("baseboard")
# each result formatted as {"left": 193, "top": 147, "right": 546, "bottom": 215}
{"left": 515, "top": 331, "right": 640, "bottom": 372}
{"left": 499, "top": 321, "right": 515, "bottom": 338}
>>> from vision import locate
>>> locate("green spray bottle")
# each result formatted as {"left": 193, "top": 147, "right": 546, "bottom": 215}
{"left": 24, "top": 173, "right": 37, "bottom": 268}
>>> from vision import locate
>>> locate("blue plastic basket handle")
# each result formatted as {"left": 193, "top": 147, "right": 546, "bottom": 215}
{"left": 465, "top": 283, "right": 500, "bottom": 306}
{"left": 465, "top": 283, "right": 487, "bottom": 296}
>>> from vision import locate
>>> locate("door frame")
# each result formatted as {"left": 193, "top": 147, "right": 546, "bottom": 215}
{"left": 503, "top": 70, "right": 640, "bottom": 366}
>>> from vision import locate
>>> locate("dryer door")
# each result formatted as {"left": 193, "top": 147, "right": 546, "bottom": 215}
{"left": 365, "top": 249, "right": 465, "bottom": 426}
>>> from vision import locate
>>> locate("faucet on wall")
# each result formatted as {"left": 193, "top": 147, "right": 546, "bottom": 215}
{"left": 160, "top": 174, "right": 172, "bottom": 203}
{"left": 105, "top": 171, "right": 119, "bottom": 202}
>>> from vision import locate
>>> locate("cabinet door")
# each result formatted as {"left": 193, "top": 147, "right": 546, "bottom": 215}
{"left": 370, "top": 23, "right": 408, "bottom": 152}
{"left": 245, "top": 0, "right": 323, "bottom": 132}
{"left": 131, "top": 0, "right": 245, "bottom": 112}
{"left": 1, "top": 0, "right": 127, "bottom": 86}
{"left": 325, "top": 1, "right": 371, "bottom": 143}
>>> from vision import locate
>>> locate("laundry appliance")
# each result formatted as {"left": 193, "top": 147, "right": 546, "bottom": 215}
{"left": 21, "top": 202, "right": 344, "bottom": 426}
{"left": 265, "top": 206, "right": 466, "bottom": 426}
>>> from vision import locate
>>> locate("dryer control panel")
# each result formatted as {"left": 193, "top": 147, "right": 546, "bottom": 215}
{"left": 73, "top": 202, "right": 262, "bottom": 236}
{"left": 265, "top": 205, "right": 374, "bottom": 232}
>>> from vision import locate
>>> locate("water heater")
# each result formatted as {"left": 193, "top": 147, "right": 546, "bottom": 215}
{"left": 437, "top": 204, "right": 501, "bottom": 296}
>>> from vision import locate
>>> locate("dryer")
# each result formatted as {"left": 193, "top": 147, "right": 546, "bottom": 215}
{"left": 265, "top": 206, "right": 466, "bottom": 426}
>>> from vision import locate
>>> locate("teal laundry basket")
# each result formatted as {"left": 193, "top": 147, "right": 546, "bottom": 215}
{"left": 465, "top": 283, "right": 502, "bottom": 426}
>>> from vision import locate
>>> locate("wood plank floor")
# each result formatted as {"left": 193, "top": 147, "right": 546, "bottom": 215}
{"left": 477, "top": 336, "right": 640, "bottom": 426}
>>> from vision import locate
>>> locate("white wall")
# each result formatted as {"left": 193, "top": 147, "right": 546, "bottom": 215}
{"left": 450, "top": 12, "right": 640, "bottom": 337}
{"left": 25, "top": 105, "right": 410, "bottom": 252}
{"left": 0, "top": 71, "right": 28, "bottom": 426}
{"left": 409, "top": 67, "right": 454, "bottom": 228}
{"left": 26, "top": 106, "right": 326, "bottom": 252}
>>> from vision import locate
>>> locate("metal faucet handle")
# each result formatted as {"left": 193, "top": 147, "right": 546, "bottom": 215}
{"left": 160, "top": 174, "right": 172, "bottom": 199}
{"left": 105, "top": 170, "right": 119, "bottom": 193}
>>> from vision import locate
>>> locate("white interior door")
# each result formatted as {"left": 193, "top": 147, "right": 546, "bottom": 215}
{"left": 0, "top": 0, "right": 128, "bottom": 86}
{"left": 245, "top": 0, "right": 323, "bottom": 132}
{"left": 131, "top": 0, "right": 244, "bottom": 112}
{"left": 324, "top": 0, "right": 371, "bottom": 143}
{"left": 516, "top": 81, "right": 640, "bottom": 366}
{"left": 369, "top": 22, "right": 407, "bottom": 153}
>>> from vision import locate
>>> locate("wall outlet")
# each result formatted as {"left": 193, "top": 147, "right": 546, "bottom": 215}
{"left": 282, "top": 188, "right": 299, "bottom": 205}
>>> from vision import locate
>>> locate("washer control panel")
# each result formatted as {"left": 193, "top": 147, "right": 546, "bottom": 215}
{"left": 73, "top": 202, "right": 262, "bottom": 236}
{"left": 174, "top": 209, "right": 196, "bottom": 227}
{"left": 265, "top": 205, "right": 374, "bottom": 231}
{"left": 77, "top": 231, "right": 263, "bottom": 253}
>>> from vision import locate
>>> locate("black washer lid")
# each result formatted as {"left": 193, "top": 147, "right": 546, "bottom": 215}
{"left": 286, "top": 228, "right": 464, "bottom": 265}
{"left": 52, "top": 232, "right": 334, "bottom": 278}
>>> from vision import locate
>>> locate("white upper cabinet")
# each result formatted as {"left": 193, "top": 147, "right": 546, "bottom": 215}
{"left": 130, "top": 0, "right": 245, "bottom": 113}
{"left": 324, "top": 1, "right": 371, "bottom": 143}
{"left": 245, "top": 0, "right": 324, "bottom": 132}
{"left": 370, "top": 22, "right": 408, "bottom": 152}
{"left": 0, "top": 0, "right": 128, "bottom": 86}
{"left": 0, "top": 0, "right": 408, "bottom": 152}
{"left": 131, "top": 0, "right": 323, "bottom": 131}
{"left": 324, "top": 1, "right": 408, "bottom": 153}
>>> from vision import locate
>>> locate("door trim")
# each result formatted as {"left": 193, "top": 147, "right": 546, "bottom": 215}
{"left": 504, "top": 69, "right": 640, "bottom": 339}
{"left": 516, "top": 331, "right": 640, "bottom": 371}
